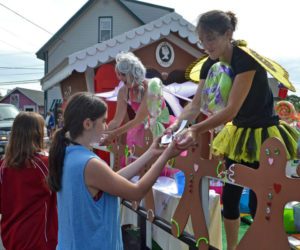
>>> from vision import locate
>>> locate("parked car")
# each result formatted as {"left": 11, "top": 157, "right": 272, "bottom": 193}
{"left": 0, "top": 103, "right": 49, "bottom": 157}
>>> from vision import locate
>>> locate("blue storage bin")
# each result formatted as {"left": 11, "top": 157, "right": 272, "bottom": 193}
{"left": 240, "top": 188, "right": 250, "bottom": 214}
{"left": 174, "top": 171, "right": 185, "bottom": 195}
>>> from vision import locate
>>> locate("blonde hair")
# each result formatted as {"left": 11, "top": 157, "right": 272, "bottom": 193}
{"left": 115, "top": 52, "right": 146, "bottom": 101}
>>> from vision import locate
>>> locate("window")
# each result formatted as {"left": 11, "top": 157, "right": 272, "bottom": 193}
{"left": 98, "top": 17, "right": 112, "bottom": 42}
{"left": 24, "top": 105, "right": 35, "bottom": 112}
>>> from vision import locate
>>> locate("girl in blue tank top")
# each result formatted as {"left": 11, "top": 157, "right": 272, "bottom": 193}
{"left": 47, "top": 92, "right": 184, "bottom": 250}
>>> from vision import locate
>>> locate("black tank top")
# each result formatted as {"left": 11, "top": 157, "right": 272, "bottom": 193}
{"left": 200, "top": 46, "right": 279, "bottom": 128}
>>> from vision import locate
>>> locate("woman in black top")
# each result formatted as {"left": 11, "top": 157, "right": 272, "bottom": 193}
{"left": 164, "top": 10, "right": 298, "bottom": 250}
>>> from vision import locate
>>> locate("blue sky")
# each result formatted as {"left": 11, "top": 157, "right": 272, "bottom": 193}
{"left": 0, "top": 0, "right": 299, "bottom": 96}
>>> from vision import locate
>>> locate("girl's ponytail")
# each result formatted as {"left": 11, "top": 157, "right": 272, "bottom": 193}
{"left": 47, "top": 127, "right": 69, "bottom": 192}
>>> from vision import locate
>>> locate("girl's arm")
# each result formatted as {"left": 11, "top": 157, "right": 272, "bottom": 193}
{"left": 107, "top": 87, "right": 128, "bottom": 130}
{"left": 116, "top": 135, "right": 167, "bottom": 179}
{"left": 116, "top": 148, "right": 154, "bottom": 180}
{"left": 84, "top": 140, "right": 181, "bottom": 201}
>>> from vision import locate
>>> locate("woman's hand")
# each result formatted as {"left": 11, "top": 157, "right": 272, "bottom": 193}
{"left": 163, "top": 139, "right": 186, "bottom": 159}
{"left": 99, "top": 131, "right": 116, "bottom": 146}
{"left": 147, "top": 135, "right": 167, "bottom": 157}
{"left": 174, "top": 127, "right": 198, "bottom": 150}
{"left": 162, "top": 122, "right": 180, "bottom": 139}
{"left": 99, "top": 134, "right": 111, "bottom": 146}
{"left": 147, "top": 133, "right": 186, "bottom": 159}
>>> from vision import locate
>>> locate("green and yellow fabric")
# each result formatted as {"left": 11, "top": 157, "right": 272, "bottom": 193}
{"left": 212, "top": 120, "right": 298, "bottom": 163}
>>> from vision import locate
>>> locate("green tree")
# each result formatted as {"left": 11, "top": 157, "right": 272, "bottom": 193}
{"left": 286, "top": 95, "right": 300, "bottom": 112}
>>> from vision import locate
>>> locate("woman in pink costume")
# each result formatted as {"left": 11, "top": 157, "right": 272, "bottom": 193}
{"left": 103, "top": 52, "right": 175, "bottom": 172}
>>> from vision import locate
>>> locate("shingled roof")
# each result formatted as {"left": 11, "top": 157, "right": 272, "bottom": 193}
{"left": 0, "top": 87, "right": 44, "bottom": 106}
{"left": 121, "top": 0, "right": 174, "bottom": 24}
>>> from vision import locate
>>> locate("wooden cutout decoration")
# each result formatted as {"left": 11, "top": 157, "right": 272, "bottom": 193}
{"left": 130, "top": 129, "right": 156, "bottom": 222}
{"left": 227, "top": 137, "right": 300, "bottom": 250}
{"left": 109, "top": 133, "right": 127, "bottom": 172}
{"left": 109, "top": 133, "right": 128, "bottom": 204}
{"left": 171, "top": 137, "right": 225, "bottom": 250}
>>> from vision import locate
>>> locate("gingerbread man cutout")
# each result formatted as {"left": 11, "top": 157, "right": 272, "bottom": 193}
{"left": 109, "top": 133, "right": 127, "bottom": 172}
{"left": 227, "top": 137, "right": 300, "bottom": 250}
{"left": 171, "top": 138, "right": 224, "bottom": 250}
{"left": 130, "top": 129, "right": 156, "bottom": 222}
{"left": 109, "top": 131, "right": 156, "bottom": 220}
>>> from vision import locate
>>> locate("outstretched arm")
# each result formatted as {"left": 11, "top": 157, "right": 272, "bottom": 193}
{"left": 84, "top": 140, "right": 182, "bottom": 201}
{"left": 107, "top": 87, "right": 128, "bottom": 130}
{"left": 107, "top": 85, "right": 149, "bottom": 137}
{"left": 191, "top": 71, "right": 255, "bottom": 134}
{"left": 116, "top": 146, "right": 155, "bottom": 180}
{"left": 176, "top": 71, "right": 255, "bottom": 149}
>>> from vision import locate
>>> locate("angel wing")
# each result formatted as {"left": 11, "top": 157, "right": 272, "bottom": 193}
{"left": 95, "top": 81, "right": 124, "bottom": 99}
{"left": 95, "top": 79, "right": 198, "bottom": 117}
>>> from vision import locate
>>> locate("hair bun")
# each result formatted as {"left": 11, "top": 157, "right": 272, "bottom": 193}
{"left": 225, "top": 11, "right": 237, "bottom": 31}
{"left": 132, "top": 63, "right": 145, "bottom": 84}
{"left": 115, "top": 51, "right": 146, "bottom": 85}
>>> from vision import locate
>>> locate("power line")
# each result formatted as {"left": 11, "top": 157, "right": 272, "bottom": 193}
{"left": 24, "top": 64, "right": 44, "bottom": 67}
{"left": 0, "top": 39, "right": 34, "bottom": 54}
{"left": 0, "top": 67, "right": 43, "bottom": 70}
{"left": 0, "top": 51, "right": 36, "bottom": 56}
{"left": 0, "top": 82, "right": 40, "bottom": 86}
{"left": 0, "top": 79, "right": 40, "bottom": 83}
{"left": 0, "top": 2, "right": 53, "bottom": 35}
{"left": 0, "top": 79, "right": 41, "bottom": 85}
{"left": 0, "top": 25, "right": 39, "bottom": 47}
{"left": 0, "top": 85, "right": 41, "bottom": 90}
{"left": 1, "top": 72, "right": 43, "bottom": 76}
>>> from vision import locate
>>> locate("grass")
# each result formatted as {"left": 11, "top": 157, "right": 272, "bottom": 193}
{"left": 221, "top": 217, "right": 250, "bottom": 250}
{"left": 123, "top": 217, "right": 251, "bottom": 250}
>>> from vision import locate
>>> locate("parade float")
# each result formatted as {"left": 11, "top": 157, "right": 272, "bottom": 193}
{"left": 93, "top": 40, "right": 300, "bottom": 250}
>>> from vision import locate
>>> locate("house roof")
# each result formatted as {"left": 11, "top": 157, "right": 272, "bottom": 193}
{"left": 41, "top": 12, "right": 203, "bottom": 90}
{"left": 68, "top": 12, "right": 202, "bottom": 72}
{"left": 0, "top": 87, "right": 44, "bottom": 106}
{"left": 36, "top": 0, "right": 174, "bottom": 60}
{"left": 268, "top": 77, "right": 279, "bottom": 86}
{"left": 121, "top": 0, "right": 174, "bottom": 24}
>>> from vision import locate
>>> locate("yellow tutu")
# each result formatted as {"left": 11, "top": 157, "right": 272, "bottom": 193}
{"left": 212, "top": 120, "right": 299, "bottom": 163}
